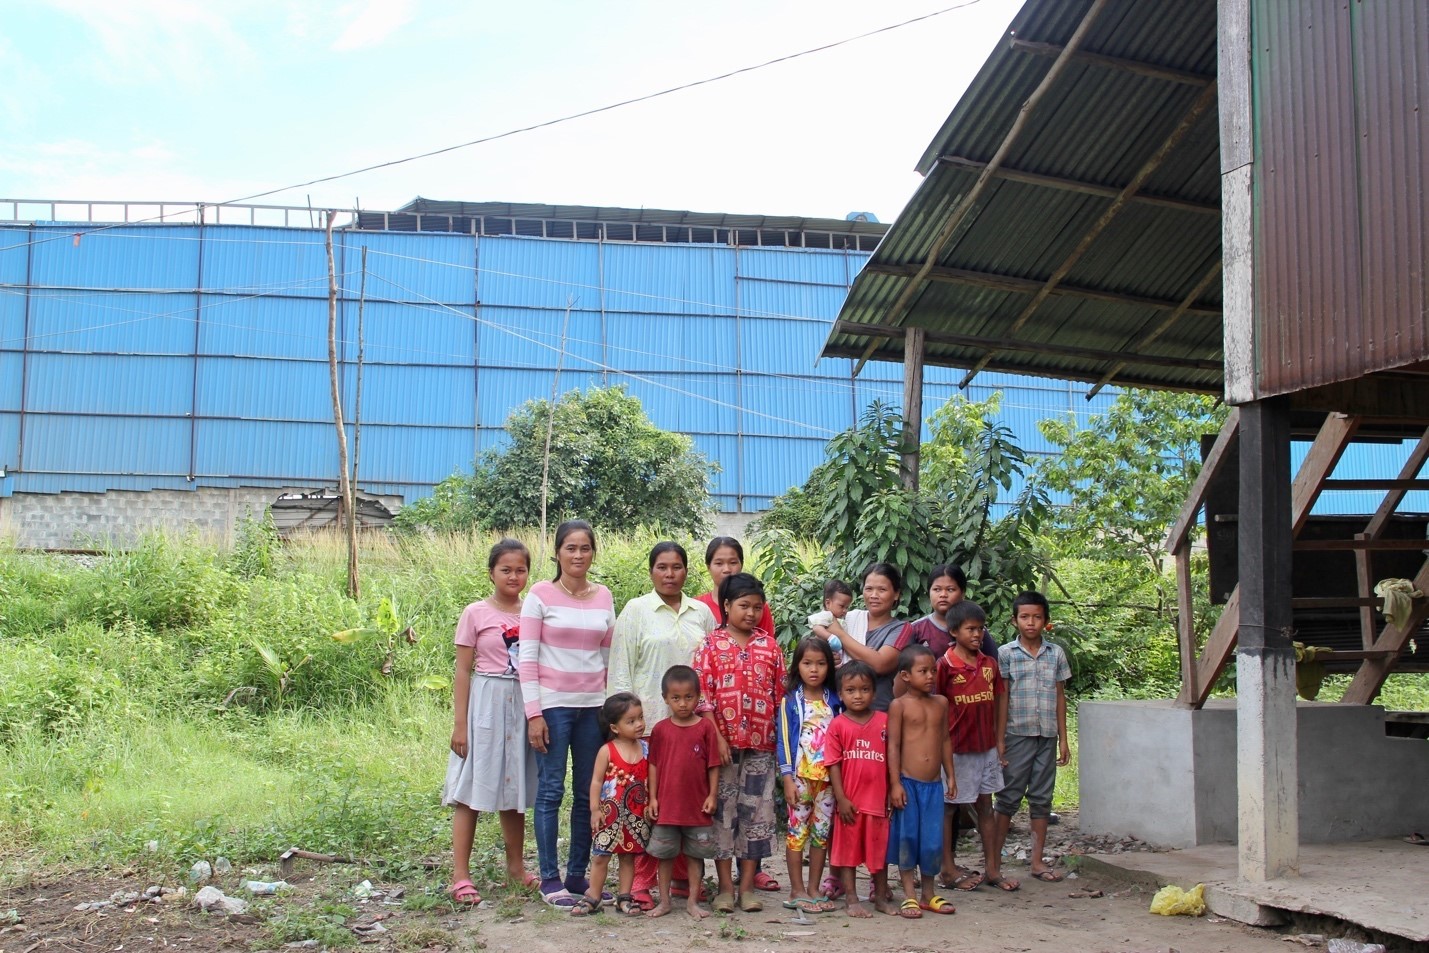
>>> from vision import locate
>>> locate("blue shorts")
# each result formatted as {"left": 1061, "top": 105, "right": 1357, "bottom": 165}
{"left": 887, "top": 775, "right": 943, "bottom": 875}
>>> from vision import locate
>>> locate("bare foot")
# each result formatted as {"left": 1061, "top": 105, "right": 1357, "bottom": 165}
{"left": 685, "top": 900, "right": 709, "bottom": 920}
{"left": 872, "top": 894, "right": 897, "bottom": 916}
{"left": 646, "top": 900, "right": 673, "bottom": 919}
{"left": 846, "top": 899, "right": 873, "bottom": 918}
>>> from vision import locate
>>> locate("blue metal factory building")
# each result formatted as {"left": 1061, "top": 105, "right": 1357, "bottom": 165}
{"left": 0, "top": 198, "right": 1422, "bottom": 538}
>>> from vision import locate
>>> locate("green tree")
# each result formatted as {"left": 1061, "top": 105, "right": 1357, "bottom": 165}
{"left": 395, "top": 386, "right": 715, "bottom": 536}
{"left": 1037, "top": 390, "right": 1226, "bottom": 576}
{"left": 753, "top": 398, "right": 1049, "bottom": 642}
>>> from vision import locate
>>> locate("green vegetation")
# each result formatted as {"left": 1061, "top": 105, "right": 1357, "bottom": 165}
{"left": 0, "top": 528, "right": 710, "bottom": 875}
{"left": 395, "top": 386, "right": 715, "bottom": 537}
{"left": 754, "top": 397, "right": 1049, "bottom": 646}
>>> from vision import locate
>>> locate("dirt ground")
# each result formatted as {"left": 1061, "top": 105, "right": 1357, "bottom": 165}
{"left": 0, "top": 816, "right": 1321, "bottom": 953}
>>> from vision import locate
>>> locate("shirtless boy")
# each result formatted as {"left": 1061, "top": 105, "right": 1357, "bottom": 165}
{"left": 887, "top": 644, "right": 956, "bottom": 917}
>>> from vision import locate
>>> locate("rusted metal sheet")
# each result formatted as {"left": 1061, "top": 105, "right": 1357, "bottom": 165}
{"left": 1253, "top": 0, "right": 1429, "bottom": 397}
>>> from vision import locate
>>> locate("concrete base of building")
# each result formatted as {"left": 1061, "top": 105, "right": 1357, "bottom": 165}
{"left": 0, "top": 486, "right": 402, "bottom": 549}
{"left": 1077, "top": 698, "right": 1429, "bottom": 848}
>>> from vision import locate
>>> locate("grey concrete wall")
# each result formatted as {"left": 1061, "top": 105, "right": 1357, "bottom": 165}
{"left": 711, "top": 510, "right": 758, "bottom": 540}
{"left": 1079, "top": 699, "right": 1429, "bottom": 847}
{"left": 0, "top": 487, "right": 395, "bottom": 549}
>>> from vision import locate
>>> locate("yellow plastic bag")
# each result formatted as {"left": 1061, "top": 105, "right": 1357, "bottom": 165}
{"left": 1149, "top": 883, "right": 1206, "bottom": 916}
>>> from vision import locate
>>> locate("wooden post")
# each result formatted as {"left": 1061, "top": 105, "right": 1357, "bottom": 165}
{"left": 1235, "top": 397, "right": 1297, "bottom": 881}
{"left": 324, "top": 212, "right": 358, "bottom": 599}
{"left": 900, "top": 326, "right": 925, "bottom": 490}
{"left": 1175, "top": 542, "right": 1196, "bottom": 705}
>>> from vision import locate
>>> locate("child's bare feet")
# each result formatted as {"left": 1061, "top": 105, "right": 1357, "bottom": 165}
{"left": 685, "top": 899, "right": 709, "bottom": 920}
{"left": 845, "top": 898, "right": 872, "bottom": 918}
{"left": 645, "top": 899, "right": 673, "bottom": 919}
{"left": 872, "top": 894, "right": 897, "bottom": 916}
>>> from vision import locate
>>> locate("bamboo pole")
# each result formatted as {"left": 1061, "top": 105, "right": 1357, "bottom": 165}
{"left": 325, "top": 211, "right": 358, "bottom": 599}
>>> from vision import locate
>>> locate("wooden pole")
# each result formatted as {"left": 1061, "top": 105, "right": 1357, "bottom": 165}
{"left": 538, "top": 297, "right": 574, "bottom": 570}
{"left": 325, "top": 211, "right": 358, "bottom": 599}
{"left": 900, "top": 327, "right": 925, "bottom": 490}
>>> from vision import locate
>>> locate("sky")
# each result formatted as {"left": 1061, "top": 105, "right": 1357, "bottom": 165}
{"left": 0, "top": 0, "right": 1024, "bottom": 225}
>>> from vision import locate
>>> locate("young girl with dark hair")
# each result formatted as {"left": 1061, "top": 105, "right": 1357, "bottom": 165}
{"left": 692, "top": 572, "right": 786, "bottom": 913}
{"left": 775, "top": 636, "right": 841, "bottom": 914}
{"left": 572, "top": 692, "right": 651, "bottom": 917}
{"left": 444, "top": 539, "right": 537, "bottom": 906}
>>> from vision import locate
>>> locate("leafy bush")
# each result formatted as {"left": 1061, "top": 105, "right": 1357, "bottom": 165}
{"left": 394, "top": 386, "right": 716, "bottom": 537}
{"left": 753, "top": 398, "right": 1050, "bottom": 636}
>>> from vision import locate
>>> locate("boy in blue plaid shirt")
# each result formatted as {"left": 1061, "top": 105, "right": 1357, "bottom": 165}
{"left": 986, "top": 591, "right": 1070, "bottom": 890}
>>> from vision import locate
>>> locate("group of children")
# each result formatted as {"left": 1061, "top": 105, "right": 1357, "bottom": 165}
{"left": 447, "top": 539, "right": 1072, "bottom": 922}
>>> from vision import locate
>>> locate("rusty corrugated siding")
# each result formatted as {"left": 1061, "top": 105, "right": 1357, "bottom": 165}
{"left": 1253, "top": 0, "right": 1429, "bottom": 397}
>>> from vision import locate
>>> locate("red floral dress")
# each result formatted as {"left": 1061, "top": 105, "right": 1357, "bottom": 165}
{"left": 593, "top": 740, "right": 651, "bottom": 854}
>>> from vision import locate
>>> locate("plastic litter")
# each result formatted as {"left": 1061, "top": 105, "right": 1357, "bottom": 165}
{"left": 352, "top": 880, "right": 375, "bottom": 898}
{"left": 193, "top": 885, "right": 249, "bottom": 916}
{"left": 243, "top": 880, "right": 291, "bottom": 895}
{"left": 1326, "top": 941, "right": 1386, "bottom": 953}
{"left": 1148, "top": 883, "right": 1205, "bottom": 916}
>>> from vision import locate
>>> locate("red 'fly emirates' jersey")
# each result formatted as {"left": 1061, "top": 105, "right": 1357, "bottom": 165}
{"left": 825, "top": 711, "right": 889, "bottom": 816}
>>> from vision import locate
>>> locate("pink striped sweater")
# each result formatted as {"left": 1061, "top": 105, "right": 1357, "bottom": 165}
{"left": 519, "top": 580, "right": 615, "bottom": 718}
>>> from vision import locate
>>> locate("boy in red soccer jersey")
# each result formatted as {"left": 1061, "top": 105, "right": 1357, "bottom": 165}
{"left": 826, "top": 661, "right": 895, "bottom": 918}
{"left": 936, "top": 601, "right": 1007, "bottom": 892}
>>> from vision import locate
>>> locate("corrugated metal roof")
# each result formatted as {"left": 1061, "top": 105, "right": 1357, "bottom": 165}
{"left": 827, "top": 0, "right": 1225, "bottom": 393}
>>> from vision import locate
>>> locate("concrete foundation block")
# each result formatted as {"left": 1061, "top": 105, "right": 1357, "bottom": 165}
{"left": 1079, "top": 699, "right": 1429, "bottom": 847}
{"left": 1204, "top": 883, "right": 1288, "bottom": 927}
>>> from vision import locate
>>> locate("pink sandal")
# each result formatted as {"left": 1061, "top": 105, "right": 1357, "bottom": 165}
{"left": 449, "top": 879, "right": 482, "bottom": 906}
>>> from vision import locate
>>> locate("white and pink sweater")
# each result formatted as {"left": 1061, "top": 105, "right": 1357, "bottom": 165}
{"left": 518, "top": 580, "right": 615, "bottom": 718}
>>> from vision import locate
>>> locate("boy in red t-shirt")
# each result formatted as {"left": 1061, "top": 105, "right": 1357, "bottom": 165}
{"left": 934, "top": 601, "right": 1006, "bottom": 892}
{"left": 645, "top": 665, "right": 721, "bottom": 920}
{"left": 826, "top": 661, "right": 895, "bottom": 918}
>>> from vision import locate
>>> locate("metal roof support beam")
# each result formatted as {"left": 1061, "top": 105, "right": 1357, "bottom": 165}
{"left": 1086, "top": 259, "right": 1224, "bottom": 397}
{"left": 958, "top": 78, "right": 1221, "bottom": 389}
{"left": 850, "top": 0, "right": 1114, "bottom": 377}
{"left": 863, "top": 261, "right": 1222, "bottom": 317}
{"left": 833, "top": 320, "right": 1221, "bottom": 372}
{"left": 1009, "top": 37, "right": 1216, "bottom": 87}
{"left": 936, "top": 155, "right": 1220, "bottom": 215}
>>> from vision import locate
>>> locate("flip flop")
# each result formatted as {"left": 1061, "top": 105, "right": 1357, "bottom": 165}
{"left": 1030, "top": 869, "right": 1064, "bottom": 883}
{"left": 752, "top": 871, "right": 780, "bottom": 891}
{"left": 1405, "top": 832, "right": 1429, "bottom": 846}
{"left": 985, "top": 875, "right": 1020, "bottom": 892}
{"left": 944, "top": 871, "right": 983, "bottom": 891}
{"left": 448, "top": 879, "right": 482, "bottom": 906}
{"left": 821, "top": 876, "right": 845, "bottom": 900}
{"left": 920, "top": 896, "right": 956, "bottom": 915}
{"left": 898, "top": 898, "right": 923, "bottom": 919}
{"left": 781, "top": 897, "right": 824, "bottom": 914}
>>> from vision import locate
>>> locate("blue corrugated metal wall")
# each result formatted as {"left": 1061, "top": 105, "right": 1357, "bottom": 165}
{"left": 1, "top": 220, "right": 1424, "bottom": 515}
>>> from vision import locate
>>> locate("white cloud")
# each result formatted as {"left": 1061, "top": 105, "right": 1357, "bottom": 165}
{"left": 331, "top": 0, "right": 415, "bottom": 51}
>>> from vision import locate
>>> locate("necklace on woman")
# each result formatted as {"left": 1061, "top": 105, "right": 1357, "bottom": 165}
{"left": 558, "top": 577, "right": 591, "bottom": 599}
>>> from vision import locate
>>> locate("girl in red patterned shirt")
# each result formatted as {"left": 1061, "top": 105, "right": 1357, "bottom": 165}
{"left": 693, "top": 572, "right": 786, "bottom": 914}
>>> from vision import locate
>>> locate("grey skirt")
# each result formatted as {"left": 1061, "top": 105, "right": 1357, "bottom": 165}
{"left": 443, "top": 672, "right": 537, "bottom": 812}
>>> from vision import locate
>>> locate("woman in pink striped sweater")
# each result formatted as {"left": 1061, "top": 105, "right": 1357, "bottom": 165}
{"left": 520, "top": 519, "right": 617, "bottom": 907}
